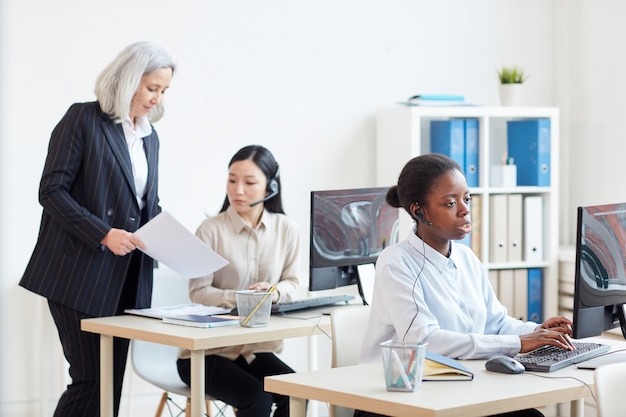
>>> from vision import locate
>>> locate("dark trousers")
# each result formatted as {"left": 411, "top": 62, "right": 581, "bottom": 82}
{"left": 177, "top": 352, "right": 294, "bottom": 417}
{"left": 47, "top": 245, "right": 143, "bottom": 417}
{"left": 48, "top": 300, "right": 130, "bottom": 417}
{"left": 354, "top": 408, "right": 545, "bottom": 417}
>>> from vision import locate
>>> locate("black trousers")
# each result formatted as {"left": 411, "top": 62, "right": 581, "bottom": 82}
{"left": 48, "top": 300, "right": 130, "bottom": 417}
{"left": 177, "top": 352, "right": 294, "bottom": 417}
{"left": 354, "top": 408, "right": 545, "bottom": 417}
{"left": 47, "top": 247, "right": 144, "bottom": 417}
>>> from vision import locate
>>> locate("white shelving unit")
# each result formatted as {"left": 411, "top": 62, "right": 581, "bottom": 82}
{"left": 376, "top": 106, "right": 560, "bottom": 319}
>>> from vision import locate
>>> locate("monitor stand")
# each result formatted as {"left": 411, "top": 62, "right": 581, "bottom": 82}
{"left": 617, "top": 303, "right": 626, "bottom": 340}
{"left": 356, "top": 264, "right": 375, "bottom": 306}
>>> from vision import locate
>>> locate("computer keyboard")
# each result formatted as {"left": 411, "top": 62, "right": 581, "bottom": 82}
{"left": 271, "top": 294, "right": 356, "bottom": 314}
{"left": 514, "top": 341, "right": 610, "bottom": 372}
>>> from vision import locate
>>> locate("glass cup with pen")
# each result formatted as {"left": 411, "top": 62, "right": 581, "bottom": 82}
{"left": 380, "top": 340, "right": 428, "bottom": 392}
{"left": 236, "top": 287, "right": 275, "bottom": 328}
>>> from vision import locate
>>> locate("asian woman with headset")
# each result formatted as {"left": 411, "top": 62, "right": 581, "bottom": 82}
{"left": 176, "top": 145, "right": 300, "bottom": 417}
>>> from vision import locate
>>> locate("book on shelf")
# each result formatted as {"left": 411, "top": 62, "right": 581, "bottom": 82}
{"left": 423, "top": 351, "right": 474, "bottom": 381}
{"left": 161, "top": 314, "right": 240, "bottom": 328}
{"left": 398, "top": 94, "right": 472, "bottom": 107}
{"left": 125, "top": 303, "right": 232, "bottom": 319}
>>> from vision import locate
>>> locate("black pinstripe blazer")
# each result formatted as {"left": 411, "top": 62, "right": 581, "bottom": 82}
{"left": 20, "top": 102, "right": 160, "bottom": 317}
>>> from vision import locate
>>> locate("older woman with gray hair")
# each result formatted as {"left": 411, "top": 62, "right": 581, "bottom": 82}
{"left": 20, "top": 41, "right": 175, "bottom": 417}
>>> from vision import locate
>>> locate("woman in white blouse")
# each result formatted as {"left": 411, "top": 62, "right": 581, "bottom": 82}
{"left": 357, "top": 153, "right": 574, "bottom": 417}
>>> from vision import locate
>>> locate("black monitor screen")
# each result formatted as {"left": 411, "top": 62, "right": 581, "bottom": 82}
{"left": 572, "top": 202, "right": 626, "bottom": 339}
{"left": 309, "top": 187, "right": 400, "bottom": 293}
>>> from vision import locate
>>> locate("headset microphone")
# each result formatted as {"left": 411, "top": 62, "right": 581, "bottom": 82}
{"left": 250, "top": 163, "right": 280, "bottom": 207}
{"left": 414, "top": 209, "right": 432, "bottom": 227}
{"left": 417, "top": 216, "right": 432, "bottom": 227}
{"left": 250, "top": 188, "right": 278, "bottom": 207}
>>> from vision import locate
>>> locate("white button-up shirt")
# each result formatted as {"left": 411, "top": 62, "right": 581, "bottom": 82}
{"left": 360, "top": 228, "right": 538, "bottom": 363}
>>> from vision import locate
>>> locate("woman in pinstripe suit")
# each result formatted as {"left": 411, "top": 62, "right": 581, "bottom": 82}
{"left": 20, "top": 41, "right": 175, "bottom": 417}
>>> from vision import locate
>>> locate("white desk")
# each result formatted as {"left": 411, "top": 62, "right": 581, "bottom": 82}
{"left": 82, "top": 312, "right": 330, "bottom": 417}
{"left": 265, "top": 337, "right": 626, "bottom": 417}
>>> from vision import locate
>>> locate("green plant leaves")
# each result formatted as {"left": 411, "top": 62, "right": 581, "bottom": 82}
{"left": 497, "top": 67, "right": 528, "bottom": 84}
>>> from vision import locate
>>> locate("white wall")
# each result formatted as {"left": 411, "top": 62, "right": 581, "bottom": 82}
{"left": 556, "top": 1, "right": 626, "bottom": 243}
{"left": 6, "top": 0, "right": 617, "bottom": 416}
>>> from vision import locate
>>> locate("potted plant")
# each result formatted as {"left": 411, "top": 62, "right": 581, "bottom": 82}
{"left": 497, "top": 66, "right": 528, "bottom": 106}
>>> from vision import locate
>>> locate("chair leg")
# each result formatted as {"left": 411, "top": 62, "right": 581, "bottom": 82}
{"left": 206, "top": 400, "right": 212, "bottom": 416}
{"left": 185, "top": 397, "right": 191, "bottom": 417}
{"left": 155, "top": 392, "right": 168, "bottom": 417}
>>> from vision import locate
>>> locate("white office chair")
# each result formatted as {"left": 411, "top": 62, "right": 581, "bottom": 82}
{"left": 329, "top": 305, "right": 371, "bottom": 417}
{"left": 130, "top": 266, "right": 231, "bottom": 417}
{"left": 594, "top": 361, "right": 626, "bottom": 417}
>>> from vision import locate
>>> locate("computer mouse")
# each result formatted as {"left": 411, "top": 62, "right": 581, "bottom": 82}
{"left": 485, "top": 355, "right": 525, "bottom": 374}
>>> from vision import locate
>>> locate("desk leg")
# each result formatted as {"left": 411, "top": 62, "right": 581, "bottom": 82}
{"left": 570, "top": 398, "right": 583, "bottom": 417}
{"left": 289, "top": 397, "right": 306, "bottom": 417}
{"left": 100, "top": 335, "right": 114, "bottom": 417}
{"left": 190, "top": 349, "right": 206, "bottom": 417}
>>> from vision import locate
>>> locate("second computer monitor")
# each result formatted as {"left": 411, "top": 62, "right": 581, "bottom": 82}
{"left": 309, "top": 187, "right": 400, "bottom": 295}
{"left": 572, "top": 202, "right": 626, "bottom": 339}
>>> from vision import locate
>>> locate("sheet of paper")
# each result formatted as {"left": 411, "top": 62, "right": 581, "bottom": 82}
{"left": 134, "top": 211, "right": 229, "bottom": 278}
{"left": 125, "top": 303, "right": 232, "bottom": 319}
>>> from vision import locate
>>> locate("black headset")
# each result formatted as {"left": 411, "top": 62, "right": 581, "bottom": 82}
{"left": 250, "top": 163, "right": 280, "bottom": 207}
{"left": 413, "top": 202, "right": 432, "bottom": 226}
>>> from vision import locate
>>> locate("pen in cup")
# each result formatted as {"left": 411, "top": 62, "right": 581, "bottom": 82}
{"left": 391, "top": 350, "right": 413, "bottom": 390}
{"left": 240, "top": 285, "right": 276, "bottom": 326}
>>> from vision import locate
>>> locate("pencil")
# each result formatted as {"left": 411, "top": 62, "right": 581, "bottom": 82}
{"left": 241, "top": 285, "right": 276, "bottom": 326}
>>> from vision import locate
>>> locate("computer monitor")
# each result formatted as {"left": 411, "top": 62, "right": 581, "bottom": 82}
{"left": 309, "top": 187, "right": 400, "bottom": 304}
{"left": 572, "top": 202, "right": 626, "bottom": 339}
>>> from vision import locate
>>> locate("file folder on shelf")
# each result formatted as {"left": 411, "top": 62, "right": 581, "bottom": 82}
{"left": 513, "top": 268, "right": 528, "bottom": 321}
{"left": 430, "top": 119, "right": 465, "bottom": 175}
{"left": 489, "top": 195, "right": 508, "bottom": 263}
{"left": 470, "top": 195, "right": 482, "bottom": 259}
{"left": 464, "top": 119, "right": 479, "bottom": 187}
{"left": 507, "top": 119, "right": 551, "bottom": 186}
{"left": 507, "top": 194, "right": 523, "bottom": 262}
{"left": 523, "top": 196, "right": 544, "bottom": 262}
{"left": 527, "top": 268, "right": 543, "bottom": 322}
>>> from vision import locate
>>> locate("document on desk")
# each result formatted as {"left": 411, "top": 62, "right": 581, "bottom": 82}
{"left": 134, "top": 211, "right": 229, "bottom": 278}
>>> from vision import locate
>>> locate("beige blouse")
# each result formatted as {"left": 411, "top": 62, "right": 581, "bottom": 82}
{"left": 178, "top": 206, "right": 300, "bottom": 361}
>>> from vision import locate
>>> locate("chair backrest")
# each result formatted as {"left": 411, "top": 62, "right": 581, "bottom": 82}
{"left": 330, "top": 305, "right": 370, "bottom": 417}
{"left": 594, "top": 361, "right": 626, "bottom": 417}
{"left": 330, "top": 305, "right": 370, "bottom": 368}
{"left": 131, "top": 266, "right": 195, "bottom": 395}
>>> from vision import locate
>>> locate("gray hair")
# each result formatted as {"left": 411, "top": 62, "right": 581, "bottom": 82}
{"left": 95, "top": 41, "right": 176, "bottom": 123}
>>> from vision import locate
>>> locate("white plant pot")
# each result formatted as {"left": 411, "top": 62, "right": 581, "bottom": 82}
{"left": 498, "top": 83, "right": 524, "bottom": 106}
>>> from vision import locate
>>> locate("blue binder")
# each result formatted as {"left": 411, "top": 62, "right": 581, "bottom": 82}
{"left": 506, "top": 119, "right": 551, "bottom": 186}
{"left": 527, "top": 268, "right": 543, "bottom": 323}
{"left": 430, "top": 119, "right": 465, "bottom": 174}
{"left": 464, "top": 119, "right": 479, "bottom": 187}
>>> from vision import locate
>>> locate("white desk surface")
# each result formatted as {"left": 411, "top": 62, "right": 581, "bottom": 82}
{"left": 265, "top": 336, "right": 626, "bottom": 417}
{"left": 82, "top": 309, "right": 334, "bottom": 417}
{"left": 82, "top": 311, "right": 331, "bottom": 349}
